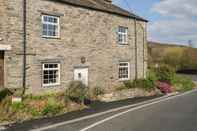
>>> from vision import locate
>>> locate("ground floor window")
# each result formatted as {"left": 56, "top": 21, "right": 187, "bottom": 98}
{"left": 119, "top": 62, "right": 130, "bottom": 80}
{"left": 42, "top": 63, "right": 60, "bottom": 87}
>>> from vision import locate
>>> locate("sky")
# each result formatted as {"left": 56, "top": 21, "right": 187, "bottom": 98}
{"left": 113, "top": 0, "right": 197, "bottom": 47}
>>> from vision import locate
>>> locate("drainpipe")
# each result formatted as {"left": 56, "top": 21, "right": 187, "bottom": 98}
{"left": 22, "top": 0, "right": 27, "bottom": 96}
{"left": 142, "top": 24, "right": 145, "bottom": 78}
{"left": 134, "top": 19, "right": 138, "bottom": 80}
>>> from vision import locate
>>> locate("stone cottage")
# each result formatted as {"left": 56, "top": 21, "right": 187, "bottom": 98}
{"left": 0, "top": 0, "right": 148, "bottom": 94}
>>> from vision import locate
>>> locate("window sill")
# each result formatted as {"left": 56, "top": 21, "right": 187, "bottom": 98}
{"left": 119, "top": 78, "right": 130, "bottom": 81}
{"left": 43, "top": 83, "right": 60, "bottom": 88}
{"left": 42, "top": 36, "right": 61, "bottom": 39}
{"left": 118, "top": 43, "right": 129, "bottom": 46}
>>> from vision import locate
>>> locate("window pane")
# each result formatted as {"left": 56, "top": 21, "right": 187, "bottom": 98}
{"left": 118, "top": 26, "right": 128, "bottom": 44}
{"left": 119, "top": 62, "right": 129, "bottom": 80}
{"left": 42, "top": 15, "right": 59, "bottom": 37}
{"left": 43, "top": 63, "right": 60, "bottom": 86}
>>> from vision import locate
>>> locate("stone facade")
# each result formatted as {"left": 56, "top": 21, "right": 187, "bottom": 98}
{"left": 0, "top": 0, "right": 147, "bottom": 94}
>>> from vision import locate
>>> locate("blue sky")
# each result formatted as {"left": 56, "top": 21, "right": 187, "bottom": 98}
{"left": 113, "top": 0, "right": 197, "bottom": 47}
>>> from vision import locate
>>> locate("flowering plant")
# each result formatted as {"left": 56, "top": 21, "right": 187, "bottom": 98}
{"left": 156, "top": 81, "right": 172, "bottom": 94}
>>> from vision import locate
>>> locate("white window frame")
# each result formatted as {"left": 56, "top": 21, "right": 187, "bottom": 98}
{"left": 118, "top": 26, "right": 128, "bottom": 45}
{"left": 119, "top": 62, "right": 130, "bottom": 81}
{"left": 42, "top": 63, "right": 61, "bottom": 87}
{"left": 42, "top": 15, "right": 60, "bottom": 38}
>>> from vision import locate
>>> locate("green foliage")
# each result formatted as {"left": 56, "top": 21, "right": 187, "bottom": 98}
{"left": 123, "top": 71, "right": 158, "bottom": 91}
{"left": 173, "top": 75, "right": 195, "bottom": 92}
{"left": 92, "top": 86, "right": 104, "bottom": 97}
{"left": 149, "top": 43, "right": 197, "bottom": 70}
{"left": 65, "top": 81, "right": 88, "bottom": 103}
{"left": 30, "top": 108, "right": 41, "bottom": 117}
{"left": 132, "top": 79, "right": 155, "bottom": 91}
{"left": 42, "top": 104, "right": 62, "bottom": 116}
{"left": 154, "top": 64, "right": 176, "bottom": 84}
{"left": 12, "top": 102, "right": 25, "bottom": 112}
{"left": 42, "top": 98, "right": 63, "bottom": 116}
{"left": 0, "top": 88, "right": 12, "bottom": 102}
{"left": 123, "top": 80, "right": 133, "bottom": 89}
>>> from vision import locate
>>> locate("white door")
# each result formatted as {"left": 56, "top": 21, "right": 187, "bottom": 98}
{"left": 74, "top": 68, "right": 88, "bottom": 86}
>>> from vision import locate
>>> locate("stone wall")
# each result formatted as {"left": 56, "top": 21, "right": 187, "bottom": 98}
{"left": 2, "top": 0, "right": 147, "bottom": 94}
{"left": 99, "top": 88, "right": 161, "bottom": 102}
{"left": 0, "top": 0, "right": 24, "bottom": 89}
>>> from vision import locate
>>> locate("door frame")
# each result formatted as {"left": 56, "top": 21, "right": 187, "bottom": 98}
{"left": 73, "top": 67, "right": 89, "bottom": 86}
{"left": 0, "top": 51, "right": 4, "bottom": 88}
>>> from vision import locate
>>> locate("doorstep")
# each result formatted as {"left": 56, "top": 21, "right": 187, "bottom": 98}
{"left": 4, "top": 95, "right": 163, "bottom": 131}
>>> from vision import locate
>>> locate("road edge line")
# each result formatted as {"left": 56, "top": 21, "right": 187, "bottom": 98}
{"left": 80, "top": 89, "right": 197, "bottom": 131}
{"left": 31, "top": 89, "right": 197, "bottom": 131}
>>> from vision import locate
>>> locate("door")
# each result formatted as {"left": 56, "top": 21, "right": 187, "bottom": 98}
{"left": 0, "top": 52, "right": 4, "bottom": 87}
{"left": 74, "top": 68, "right": 88, "bottom": 86}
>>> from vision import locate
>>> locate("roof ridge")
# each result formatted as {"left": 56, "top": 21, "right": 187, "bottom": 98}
{"left": 47, "top": 0, "right": 148, "bottom": 22}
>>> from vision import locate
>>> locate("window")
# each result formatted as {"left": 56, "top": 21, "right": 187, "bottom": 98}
{"left": 119, "top": 62, "right": 130, "bottom": 80}
{"left": 42, "top": 63, "right": 60, "bottom": 87}
{"left": 118, "top": 26, "right": 128, "bottom": 45}
{"left": 42, "top": 15, "right": 60, "bottom": 38}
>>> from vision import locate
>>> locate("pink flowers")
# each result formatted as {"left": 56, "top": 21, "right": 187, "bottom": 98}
{"left": 156, "top": 81, "right": 172, "bottom": 94}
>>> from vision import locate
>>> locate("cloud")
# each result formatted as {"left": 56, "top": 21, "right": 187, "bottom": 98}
{"left": 152, "top": 0, "right": 197, "bottom": 18}
{"left": 150, "top": 0, "right": 197, "bottom": 47}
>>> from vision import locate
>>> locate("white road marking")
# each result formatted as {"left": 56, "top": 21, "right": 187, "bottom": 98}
{"left": 80, "top": 89, "right": 197, "bottom": 131}
{"left": 31, "top": 89, "right": 197, "bottom": 131}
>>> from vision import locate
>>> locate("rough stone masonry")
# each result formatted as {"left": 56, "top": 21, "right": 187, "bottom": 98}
{"left": 0, "top": 0, "right": 148, "bottom": 94}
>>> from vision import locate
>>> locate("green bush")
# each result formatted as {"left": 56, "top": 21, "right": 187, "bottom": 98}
{"left": 65, "top": 81, "right": 88, "bottom": 103}
{"left": 0, "top": 88, "right": 12, "bottom": 102}
{"left": 123, "top": 71, "right": 157, "bottom": 91}
{"left": 42, "top": 98, "right": 63, "bottom": 116}
{"left": 173, "top": 75, "right": 195, "bottom": 92}
{"left": 123, "top": 80, "right": 133, "bottom": 89}
{"left": 12, "top": 102, "right": 25, "bottom": 112}
{"left": 42, "top": 104, "right": 62, "bottom": 116}
{"left": 132, "top": 79, "right": 155, "bottom": 91}
{"left": 92, "top": 86, "right": 104, "bottom": 97}
{"left": 154, "top": 64, "right": 176, "bottom": 84}
{"left": 30, "top": 108, "right": 41, "bottom": 117}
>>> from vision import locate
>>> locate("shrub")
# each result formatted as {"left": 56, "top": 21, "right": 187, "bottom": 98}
{"left": 173, "top": 75, "right": 195, "bottom": 92}
{"left": 11, "top": 102, "right": 25, "bottom": 112}
{"left": 123, "top": 80, "right": 133, "bottom": 89}
{"left": 132, "top": 79, "right": 155, "bottom": 91}
{"left": 92, "top": 86, "right": 104, "bottom": 97}
{"left": 122, "top": 71, "right": 158, "bottom": 91}
{"left": 0, "top": 88, "right": 12, "bottom": 102}
{"left": 154, "top": 64, "right": 176, "bottom": 84}
{"left": 42, "top": 104, "right": 62, "bottom": 116}
{"left": 156, "top": 81, "right": 172, "bottom": 94}
{"left": 42, "top": 98, "right": 63, "bottom": 116}
{"left": 66, "top": 81, "right": 88, "bottom": 103}
{"left": 30, "top": 108, "right": 41, "bottom": 117}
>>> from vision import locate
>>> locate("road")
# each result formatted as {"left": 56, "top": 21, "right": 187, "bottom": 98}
{"left": 40, "top": 90, "right": 197, "bottom": 131}
{"left": 177, "top": 73, "right": 197, "bottom": 83}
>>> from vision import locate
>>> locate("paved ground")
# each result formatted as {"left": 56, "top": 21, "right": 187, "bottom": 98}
{"left": 41, "top": 90, "right": 197, "bottom": 131}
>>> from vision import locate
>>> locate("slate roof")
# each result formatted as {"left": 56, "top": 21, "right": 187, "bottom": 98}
{"left": 47, "top": 0, "right": 148, "bottom": 22}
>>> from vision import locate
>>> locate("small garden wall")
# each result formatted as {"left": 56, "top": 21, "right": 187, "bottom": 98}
{"left": 99, "top": 88, "right": 161, "bottom": 102}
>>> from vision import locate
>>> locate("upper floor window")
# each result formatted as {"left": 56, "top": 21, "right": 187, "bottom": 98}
{"left": 42, "top": 15, "right": 60, "bottom": 38}
{"left": 118, "top": 26, "right": 128, "bottom": 45}
{"left": 119, "top": 62, "right": 130, "bottom": 80}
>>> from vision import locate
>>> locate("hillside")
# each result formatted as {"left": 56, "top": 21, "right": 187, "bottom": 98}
{"left": 148, "top": 41, "right": 197, "bottom": 71}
